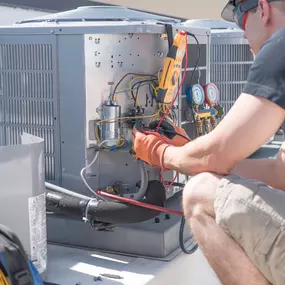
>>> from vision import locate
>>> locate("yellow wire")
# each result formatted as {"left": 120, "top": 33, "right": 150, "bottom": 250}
{"left": 96, "top": 111, "right": 160, "bottom": 125}
{"left": 114, "top": 87, "right": 142, "bottom": 107}
{"left": 157, "top": 70, "right": 162, "bottom": 82}
{"left": 95, "top": 125, "right": 125, "bottom": 149}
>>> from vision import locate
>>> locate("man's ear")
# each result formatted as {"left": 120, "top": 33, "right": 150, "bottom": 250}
{"left": 258, "top": 0, "right": 270, "bottom": 24}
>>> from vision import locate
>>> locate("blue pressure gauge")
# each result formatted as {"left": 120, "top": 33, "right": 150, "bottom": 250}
{"left": 191, "top": 84, "right": 205, "bottom": 106}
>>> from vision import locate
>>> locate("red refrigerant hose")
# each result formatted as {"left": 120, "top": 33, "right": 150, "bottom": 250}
{"left": 96, "top": 190, "right": 184, "bottom": 216}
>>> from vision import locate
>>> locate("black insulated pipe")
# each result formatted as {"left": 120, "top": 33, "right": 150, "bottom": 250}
{"left": 46, "top": 180, "right": 166, "bottom": 224}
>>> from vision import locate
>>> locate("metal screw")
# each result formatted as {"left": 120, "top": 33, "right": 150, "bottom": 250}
{"left": 155, "top": 217, "right": 160, "bottom": 223}
{"left": 62, "top": 168, "right": 66, "bottom": 172}
{"left": 165, "top": 214, "right": 170, "bottom": 220}
{"left": 157, "top": 51, "right": 164, "bottom": 57}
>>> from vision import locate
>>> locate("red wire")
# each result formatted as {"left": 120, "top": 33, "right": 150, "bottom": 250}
{"left": 156, "top": 31, "right": 189, "bottom": 189}
{"left": 96, "top": 190, "right": 184, "bottom": 216}
{"left": 156, "top": 32, "right": 189, "bottom": 132}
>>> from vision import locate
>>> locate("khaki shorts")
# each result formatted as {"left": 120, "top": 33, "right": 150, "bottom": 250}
{"left": 214, "top": 174, "right": 285, "bottom": 285}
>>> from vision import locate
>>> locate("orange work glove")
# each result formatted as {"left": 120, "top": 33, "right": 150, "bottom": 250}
{"left": 131, "top": 124, "right": 170, "bottom": 170}
{"left": 148, "top": 120, "right": 191, "bottom": 147}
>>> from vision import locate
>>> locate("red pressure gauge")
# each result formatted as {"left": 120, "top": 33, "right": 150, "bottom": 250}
{"left": 203, "top": 83, "right": 220, "bottom": 106}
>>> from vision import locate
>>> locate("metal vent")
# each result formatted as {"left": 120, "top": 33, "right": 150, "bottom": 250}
{"left": 210, "top": 43, "right": 253, "bottom": 114}
{"left": 211, "top": 44, "right": 253, "bottom": 63}
{"left": 0, "top": 44, "right": 56, "bottom": 181}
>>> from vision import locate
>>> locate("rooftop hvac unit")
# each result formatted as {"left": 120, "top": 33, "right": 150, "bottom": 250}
{"left": 183, "top": 19, "right": 254, "bottom": 114}
{"left": 0, "top": 6, "right": 210, "bottom": 257}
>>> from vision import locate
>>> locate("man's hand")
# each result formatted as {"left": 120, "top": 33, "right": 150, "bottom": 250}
{"left": 131, "top": 123, "right": 170, "bottom": 169}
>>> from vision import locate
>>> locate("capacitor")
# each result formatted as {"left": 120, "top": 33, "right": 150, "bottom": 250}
{"left": 100, "top": 101, "right": 121, "bottom": 147}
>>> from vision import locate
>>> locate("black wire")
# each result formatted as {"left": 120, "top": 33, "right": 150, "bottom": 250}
{"left": 112, "top": 73, "right": 158, "bottom": 101}
{"left": 175, "top": 132, "right": 191, "bottom": 142}
{"left": 158, "top": 129, "right": 191, "bottom": 142}
{"left": 131, "top": 79, "right": 158, "bottom": 108}
{"left": 149, "top": 83, "right": 156, "bottom": 100}
{"left": 185, "top": 32, "right": 201, "bottom": 84}
{"left": 179, "top": 216, "right": 199, "bottom": 254}
{"left": 164, "top": 179, "right": 199, "bottom": 255}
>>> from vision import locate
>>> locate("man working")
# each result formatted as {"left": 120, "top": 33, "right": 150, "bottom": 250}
{"left": 132, "top": 0, "right": 285, "bottom": 284}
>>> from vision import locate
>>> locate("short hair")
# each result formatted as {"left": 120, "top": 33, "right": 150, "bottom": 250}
{"left": 249, "top": 0, "right": 285, "bottom": 14}
{"left": 271, "top": 0, "right": 285, "bottom": 12}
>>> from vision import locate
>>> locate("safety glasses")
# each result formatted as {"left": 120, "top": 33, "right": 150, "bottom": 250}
{"left": 222, "top": 0, "right": 282, "bottom": 30}
{"left": 233, "top": 0, "right": 259, "bottom": 30}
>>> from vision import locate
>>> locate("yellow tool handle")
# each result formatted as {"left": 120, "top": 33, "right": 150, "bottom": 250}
{"left": 157, "top": 31, "right": 187, "bottom": 104}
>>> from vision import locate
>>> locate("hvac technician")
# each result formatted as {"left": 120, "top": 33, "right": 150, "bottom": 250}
{"left": 132, "top": 0, "right": 285, "bottom": 284}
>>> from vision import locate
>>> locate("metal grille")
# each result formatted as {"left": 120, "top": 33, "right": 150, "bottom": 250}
{"left": 0, "top": 44, "right": 56, "bottom": 181}
{"left": 210, "top": 43, "right": 253, "bottom": 114}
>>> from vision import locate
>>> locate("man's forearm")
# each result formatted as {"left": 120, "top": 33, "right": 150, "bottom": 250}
{"left": 163, "top": 139, "right": 285, "bottom": 191}
{"left": 230, "top": 158, "right": 285, "bottom": 191}
{"left": 163, "top": 135, "right": 231, "bottom": 176}
{"left": 162, "top": 131, "right": 285, "bottom": 189}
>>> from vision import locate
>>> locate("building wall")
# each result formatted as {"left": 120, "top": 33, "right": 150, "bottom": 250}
{"left": 0, "top": 6, "right": 49, "bottom": 26}
{"left": 92, "top": 0, "right": 228, "bottom": 20}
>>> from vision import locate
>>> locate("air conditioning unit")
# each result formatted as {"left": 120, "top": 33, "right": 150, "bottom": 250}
{"left": 0, "top": 6, "right": 210, "bottom": 258}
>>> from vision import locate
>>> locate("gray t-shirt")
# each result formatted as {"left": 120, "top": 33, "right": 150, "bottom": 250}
{"left": 243, "top": 28, "right": 285, "bottom": 109}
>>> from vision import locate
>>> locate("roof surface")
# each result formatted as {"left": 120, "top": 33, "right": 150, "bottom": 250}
{"left": 0, "top": 0, "right": 112, "bottom": 12}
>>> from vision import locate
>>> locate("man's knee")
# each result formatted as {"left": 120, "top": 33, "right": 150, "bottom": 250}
{"left": 182, "top": 172, "right": 222, "bottom": 220}
{"left": 213, "top": 174, "right": 285, "bottom": 285}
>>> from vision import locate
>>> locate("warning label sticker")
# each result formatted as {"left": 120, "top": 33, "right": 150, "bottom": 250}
{"left": 28, "top": 193, "right": 47, "bottom": 274}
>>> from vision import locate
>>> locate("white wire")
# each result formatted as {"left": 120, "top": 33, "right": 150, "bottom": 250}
{"left": 80, "top": 139, "right": 115, "bottom": 201}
